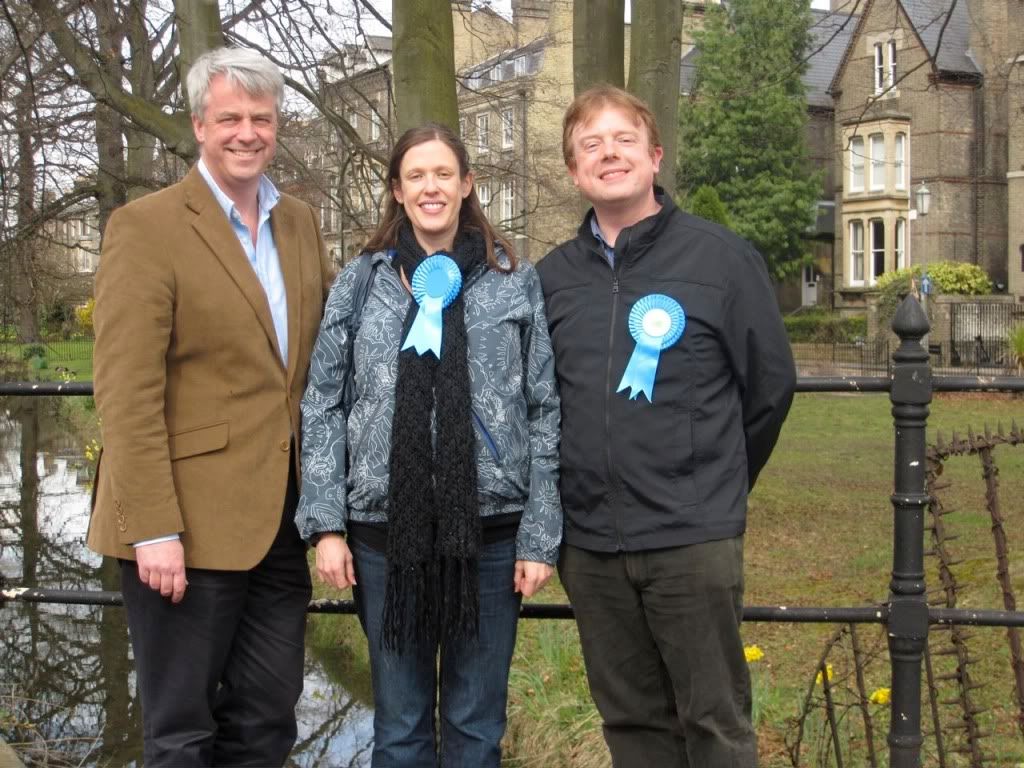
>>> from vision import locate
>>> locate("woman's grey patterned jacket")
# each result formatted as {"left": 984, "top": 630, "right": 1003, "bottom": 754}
{"left": 296, "top": 248, "right": 562, "bottom": 565}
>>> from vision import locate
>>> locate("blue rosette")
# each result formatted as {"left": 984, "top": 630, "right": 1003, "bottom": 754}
{"left": 401, "top": 254, "right": 463, "bottom": 358}
{"left": 616, "top": 294, "right": 685, "bottom": 402}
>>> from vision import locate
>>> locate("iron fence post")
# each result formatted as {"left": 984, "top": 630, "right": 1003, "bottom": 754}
{"left": 888, "top": 296, "right": 932, "bottom": 767}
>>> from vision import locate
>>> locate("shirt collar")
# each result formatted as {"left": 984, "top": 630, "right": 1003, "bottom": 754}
{"left": 590, "top": 215, "right": 612, "bottom": 250}
{"left": 197, "top": 158, "right": 280, "bottom": 222}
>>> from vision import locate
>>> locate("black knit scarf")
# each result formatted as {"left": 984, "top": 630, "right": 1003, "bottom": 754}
{"left": 382, "top": 221, "right": 486, "bottom": 653}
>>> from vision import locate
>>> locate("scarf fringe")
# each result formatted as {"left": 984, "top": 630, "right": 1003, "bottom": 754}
{"left": 381, "top": 560, "right": 440, "bottom": 654}
{"left": 441, "top": 557, "right": 480, "bottom": 644}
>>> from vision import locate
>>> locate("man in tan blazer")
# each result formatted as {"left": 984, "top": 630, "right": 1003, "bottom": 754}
{"left": 88, "top": 47, "right": 332, "bottom": 767}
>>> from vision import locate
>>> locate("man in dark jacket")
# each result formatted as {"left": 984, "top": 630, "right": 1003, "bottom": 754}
{"left": 536, "top": 85, "right": 796, "bottom": 767}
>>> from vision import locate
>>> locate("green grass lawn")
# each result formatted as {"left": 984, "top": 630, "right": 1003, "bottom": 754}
{"left": 1, "top": 340, "right": 94, "bottom": 382}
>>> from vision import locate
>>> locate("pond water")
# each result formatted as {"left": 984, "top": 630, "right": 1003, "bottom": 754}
{"left": 0, "top": 397, "right": 374, "bottom": 767}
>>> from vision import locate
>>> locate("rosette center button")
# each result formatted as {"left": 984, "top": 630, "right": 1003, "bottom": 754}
{"left": 426, "top": 269, "right": 450, "bottom": 298}
{"left": 643, "top": 308, "right": 672, "bottom": 338}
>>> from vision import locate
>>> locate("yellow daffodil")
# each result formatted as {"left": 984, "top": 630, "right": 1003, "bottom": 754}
{"left": 869, "top": 687, "right": 891, "bottom": 705}
{"left": 744, "top": 645, "right": 765, "bottom": 663}
{"left": 815, "top": 663, "right": 834, "bottom": 685}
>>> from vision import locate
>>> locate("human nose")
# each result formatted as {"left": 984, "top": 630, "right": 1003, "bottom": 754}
{"left": 423, "top": 174, "right": 440, "bottom": 192}
{"left": 600, "top": 137, "right": 619, "bottom": 158}
{"left": 236, "top": 118, "right": 257, "bottom": 142}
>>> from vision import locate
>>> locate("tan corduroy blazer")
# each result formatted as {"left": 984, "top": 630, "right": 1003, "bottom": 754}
{"left": 87, "top": 167, "right": 333, "bottom": 570}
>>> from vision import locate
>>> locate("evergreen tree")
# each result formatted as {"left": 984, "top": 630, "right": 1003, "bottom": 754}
{"left": 685, "top": 185, "right": 732, "bottom": 228}
{"left": 679, "top": 0, "right": 821, "bottom": 280}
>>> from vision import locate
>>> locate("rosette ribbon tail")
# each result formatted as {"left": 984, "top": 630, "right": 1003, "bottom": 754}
{"left": 402, "top": 294, "right": 445, "bottom": 357}
{"left": 616, "top": 334, "right": 662, "bottom": 402}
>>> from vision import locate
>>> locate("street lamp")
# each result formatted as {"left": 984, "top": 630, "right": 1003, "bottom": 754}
{"left": 915, "top": 182, "right": 931, "bottom": 218}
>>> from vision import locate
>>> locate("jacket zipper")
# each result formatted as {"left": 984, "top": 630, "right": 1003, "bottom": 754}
{"left": 603, "top": 232, "right": 629, "bottom": 551}
{"left": 472, "top": 407, "right": 502, "bottom": 464}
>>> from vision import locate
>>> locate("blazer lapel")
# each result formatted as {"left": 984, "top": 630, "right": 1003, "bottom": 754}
{"left": 271, "top": 204, "right": 302, "bottom": 389}
{"left": 183, "top": 169, "right": 280, "bottom": 365}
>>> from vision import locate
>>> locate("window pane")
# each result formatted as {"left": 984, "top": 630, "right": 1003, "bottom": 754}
{"left": 870, "top": 134, "right": 885, "bottom": 189}
{"left": 871, "top": 220, "right": 885, "bottom": 281}
{"left": 850, "top": 137, "right": 865, "bottom": 190}
{"left": 477, "top": 114, "right": 489, "bottom": 153}
{"left": 894, "top": 133, "right": 906, "bottom": 189}
{"left": 874, "top": 44, "right": 884, "bottom": 92}
{"left": 851, "top": 221, "right": 864, "bottom": 282}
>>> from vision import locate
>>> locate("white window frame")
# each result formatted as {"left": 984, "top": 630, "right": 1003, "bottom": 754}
{"left": 501, "top": 108, "right": 514, "bottom": 149}
{"left": 477, "top": 181, "right": 491, "bottom": 210}
{"left": 874, "top": 43, "right": 885, "bottom": 93}
{"left": 849, "top": 136, "right": 865, "bottom": 192}
{"left": 476, "top": 113, "right": 489, "bottom": 154}
{"left": 894, "top": 132, "right": 906, "bottom": 190}
{"left": 888, "top": 40, "right": 897, "bottom": 89}
{"left": 870, "top": 219, "right": 886, "bottom": 284}
{"left": 514, "top": 55, "right": 527, "bottom": 77}
{"left": 370, "top": 102, "right": 382, "bottom": 142}
{"left": 895, "top": 218, "right": 906, "bottom": 270}
{"left": 500, "top": 179, "right": 516, "bottom": 223}
{"left": 850, "top": 220, "right": 865, "bottom": 285}
{"left": 869, "top": 133, "right": 885, "bottom": 191}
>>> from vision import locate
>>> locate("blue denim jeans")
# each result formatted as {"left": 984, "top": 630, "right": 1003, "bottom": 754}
{"left": 351, "top": 535, "right": 522, "bottom": 768}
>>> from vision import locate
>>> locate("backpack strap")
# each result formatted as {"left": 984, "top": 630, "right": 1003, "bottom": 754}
{"left": 341, "top": 252, "right": 379, "bottom": 417}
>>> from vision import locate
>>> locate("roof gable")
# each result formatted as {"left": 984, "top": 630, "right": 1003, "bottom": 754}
{"left": 898, "top": 0, "right": 978, "bottom": 74}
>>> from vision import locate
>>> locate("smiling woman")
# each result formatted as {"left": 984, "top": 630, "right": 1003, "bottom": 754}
{"left": 295, "top": 122, "right": 563, "bottom": 767}
{"left": 392, "top": 139, "right": 471, "bottom": 253}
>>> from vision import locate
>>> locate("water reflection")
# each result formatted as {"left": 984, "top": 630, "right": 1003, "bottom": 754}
{"left": 0, "top": 398, "right": 373, "bottom": 767}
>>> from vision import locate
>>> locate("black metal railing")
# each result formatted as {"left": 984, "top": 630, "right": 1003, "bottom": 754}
{"left": 3, "top": 296, "right": 1024, "bottom": 767}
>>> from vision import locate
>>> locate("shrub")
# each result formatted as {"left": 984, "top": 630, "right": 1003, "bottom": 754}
{"left": 684, "top": 185, "right": 732, "bottom": 228}
{"left": 875, "top": 262, "right": 992, "bottom": 295}
{"left": 75, "top": 299, "right": 95, "bottom": 336}
{"left": 784, "top": 309, "right": 866, "bottom": 343}
{"left": 21, "top": 344, "right": 46, "bottom": 361}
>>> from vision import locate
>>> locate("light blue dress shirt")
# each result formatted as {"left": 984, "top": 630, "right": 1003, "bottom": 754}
{"left": 197, "top": 158, "right": 289, "bottom": 365}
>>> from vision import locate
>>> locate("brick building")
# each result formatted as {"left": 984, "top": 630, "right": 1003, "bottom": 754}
{"left": 829, "top": 0, "right": 1023, "bottom": 311}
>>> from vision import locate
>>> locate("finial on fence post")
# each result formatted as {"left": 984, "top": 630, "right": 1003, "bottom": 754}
{"left": 887, "top": 293, "right": 932, "bottom": 767}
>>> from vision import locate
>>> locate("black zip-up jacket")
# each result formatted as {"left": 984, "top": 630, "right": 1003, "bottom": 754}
{"left": 536, "top": 193, "right": 796, "bottom": 552}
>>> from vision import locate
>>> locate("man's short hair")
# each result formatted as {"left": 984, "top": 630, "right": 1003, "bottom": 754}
{"left": 562, "top": 85, "right": 662, "bottom": 169}
{"left": 186, "top": 47, "right": 285, "bottom": 121}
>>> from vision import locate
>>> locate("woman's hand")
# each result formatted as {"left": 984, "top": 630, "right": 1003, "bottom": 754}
{"left": 514, "top": 560, "right": 553, "bottom": 598}
{"left": 316, "top": 534, "right": 357, "bottom": 590}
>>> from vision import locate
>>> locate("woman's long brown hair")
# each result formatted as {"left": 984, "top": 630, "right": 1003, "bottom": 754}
{"left": 363, "top": 122, "right": 516, "bottom": 272}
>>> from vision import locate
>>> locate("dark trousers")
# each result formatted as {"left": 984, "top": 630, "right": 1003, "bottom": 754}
{"left": 559, "top": 537, "right": 756, "bottom": 768}
{"left": 120, "top": 469, "right": 311, "bottom": 768}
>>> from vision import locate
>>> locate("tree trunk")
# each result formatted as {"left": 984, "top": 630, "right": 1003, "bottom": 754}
{"left": 13, "top": 84, "right": 40, "bottom": 342}
{"left": 125, "top": 0, "right": 159, "bottom": 202}
{"left": 573, "top": 0, "right": 625, "bottom": 94}
{"left": 628, "top": 0, "right": 681, "bottom": 193}
{"left": 94, "top": 0, "right": 128, "bottom": 234}
{"left": 174, "top": 0, "right": 224, "bottom": 111}
{"left": 392, "top": 0, "right": 459, "bottom": 134}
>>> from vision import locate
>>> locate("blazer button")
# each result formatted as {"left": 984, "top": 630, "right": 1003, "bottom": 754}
{"left": 279, "top": 439, "right": 290, "bottom": 452}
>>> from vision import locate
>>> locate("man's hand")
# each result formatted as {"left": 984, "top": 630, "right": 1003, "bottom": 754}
{"left": 316, "top": 534, "right": 356, "bottom": 590}
{"left": 136, "top": 539, "right": 187, "bottom": 603}
{"left": 514, "top": 560, "right": 553, "bottom": 598}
